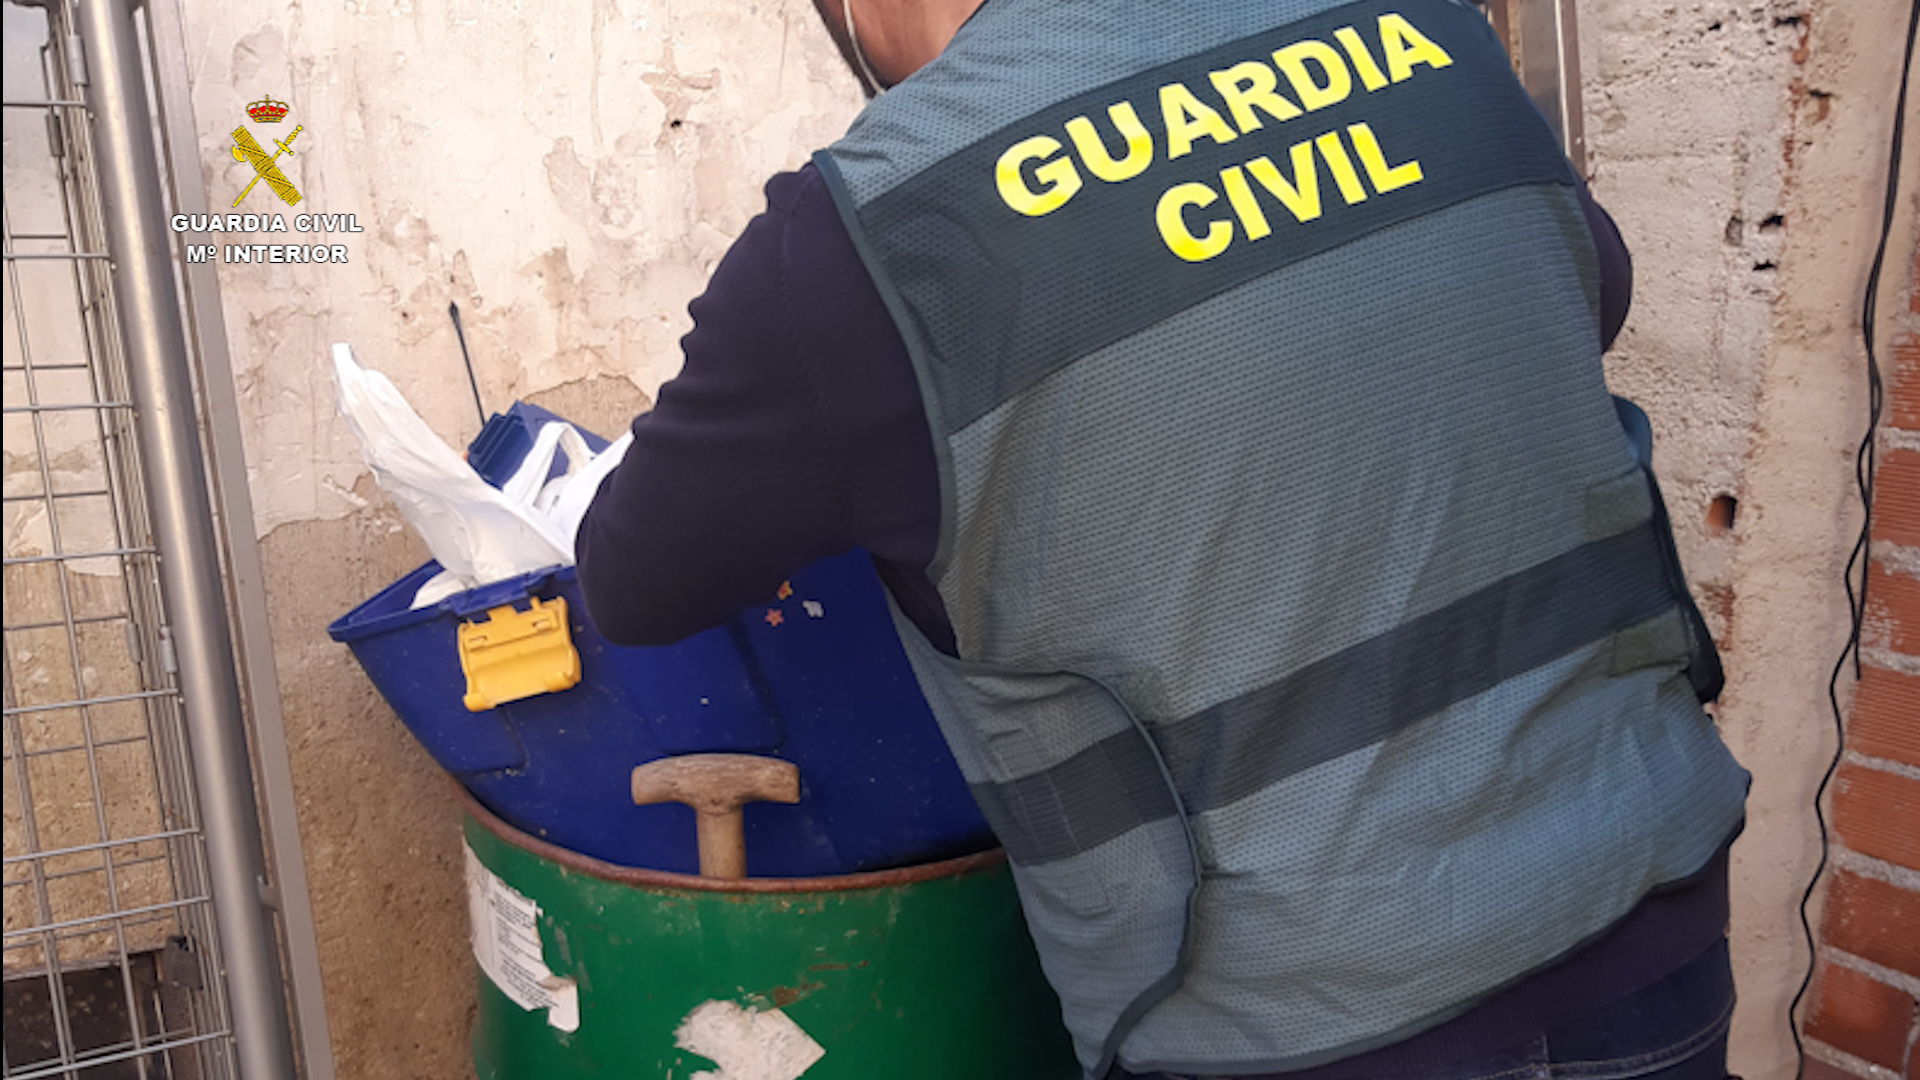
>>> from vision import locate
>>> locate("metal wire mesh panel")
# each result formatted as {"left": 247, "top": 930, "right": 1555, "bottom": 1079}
{"left": 4, "top": 2, "right": 237, "bottom": 1076}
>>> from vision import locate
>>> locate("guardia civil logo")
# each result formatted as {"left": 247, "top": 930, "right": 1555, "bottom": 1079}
{"left": 168, "top": 92, "right": 360, "bottom": 265}
{"left": 230, "top": 94, "right": 302, "bottom": 207}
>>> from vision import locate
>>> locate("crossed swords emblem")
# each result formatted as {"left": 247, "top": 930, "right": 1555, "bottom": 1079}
{"left": 230, "top": 124, "right": 303, "bottom": 208}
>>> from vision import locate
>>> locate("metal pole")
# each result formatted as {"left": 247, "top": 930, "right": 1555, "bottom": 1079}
{"left": 70, "top": 0, "right": 301, "bottom": 1076}
{"left": 1501, "top": 0, "right": 1587, "bottom": 175}
{"left": 141, "top": 0, "right": 337, "bottom": 1068}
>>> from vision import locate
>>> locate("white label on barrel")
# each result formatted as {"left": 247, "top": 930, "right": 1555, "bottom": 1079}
{"left": 675, "top": 1000, "right": 825, "bottom": 1080}
{"left": 464, "top": 843, "right": 580, "bottom": 1032}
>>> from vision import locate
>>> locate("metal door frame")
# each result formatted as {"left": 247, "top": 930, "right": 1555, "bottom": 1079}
{"left": 135, "top": 0, "right": 334, "bottom": 1069}
{"left": 4, "top": 0, "right": 333, "bottom": 1074}
{"left": 1485, "top": 0, "right": 1588, "bottom": 174}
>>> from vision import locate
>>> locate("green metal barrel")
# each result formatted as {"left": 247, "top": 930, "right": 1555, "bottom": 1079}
{"left": 460, "top": 789, "right": 1080, "bottom": 1079}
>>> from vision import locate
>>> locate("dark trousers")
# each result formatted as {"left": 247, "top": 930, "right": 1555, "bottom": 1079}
{"left": 1113, "top": 936, "right": 1736, "bottom": 1080}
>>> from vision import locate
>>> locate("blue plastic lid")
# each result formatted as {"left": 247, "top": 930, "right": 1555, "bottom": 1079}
{"left": 327, "top": 561, "right": 574, "bottom": 643}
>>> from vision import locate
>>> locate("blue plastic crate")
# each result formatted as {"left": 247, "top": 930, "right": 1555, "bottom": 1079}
{"left": 328, "top": 550, "right": 991, "bottom": 876}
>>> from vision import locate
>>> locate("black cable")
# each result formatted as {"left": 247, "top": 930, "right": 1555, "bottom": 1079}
{"left": 1790, "top": 2, "right": 1918, "bottom": 1075}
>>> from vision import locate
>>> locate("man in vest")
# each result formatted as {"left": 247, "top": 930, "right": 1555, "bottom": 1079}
{"left": 577, "top": 0, "right": 1752, "bottom": 1077}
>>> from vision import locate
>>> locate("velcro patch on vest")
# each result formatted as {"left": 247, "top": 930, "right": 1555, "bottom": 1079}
{"left": 854, "top": 0, "right": 1576, "bottom": 436}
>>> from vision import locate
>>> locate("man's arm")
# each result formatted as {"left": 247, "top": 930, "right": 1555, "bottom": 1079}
{"left": 575, "top": 164, "right": 939, "bottom": 647}
{"left": 1578, "top": 180, "right": 1633, "bottom": 350}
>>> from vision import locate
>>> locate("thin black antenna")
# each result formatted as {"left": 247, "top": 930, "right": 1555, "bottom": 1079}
{"left": 448, "top": 301, "right": 487, "bottom": 428}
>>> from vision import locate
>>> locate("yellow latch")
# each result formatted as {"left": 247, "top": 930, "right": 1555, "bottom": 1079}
{"left": 457, "top": 596, "right": 581, "bottom": 712}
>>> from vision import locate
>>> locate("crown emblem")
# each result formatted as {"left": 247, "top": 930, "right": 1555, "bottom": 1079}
{"left": 246, "top": 95, "right": 290, "bottom": 123}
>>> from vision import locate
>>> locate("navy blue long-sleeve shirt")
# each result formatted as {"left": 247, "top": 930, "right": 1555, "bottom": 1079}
{"left": 575, "top": 164, "right": 1722, "bottom": 1074}
{"left": 577, "top": 164, "right": 956, "bottom": 653}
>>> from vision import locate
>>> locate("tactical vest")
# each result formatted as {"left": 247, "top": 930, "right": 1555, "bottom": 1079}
{"left": 816, "top": 0, "right": 1750, "bottom": 1074}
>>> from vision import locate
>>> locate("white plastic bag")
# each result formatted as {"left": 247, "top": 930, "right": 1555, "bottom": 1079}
{"left": 499, "top": 421, "right": 629, "bottom": 544}
{"left": 549, "top": 430, "right": 631, "bottom": 545}
{"left": 332, "top": 343, "right": 577, "bottom": 600}
{"left": 502, "top": 421, "right": 594, "bottom": 508}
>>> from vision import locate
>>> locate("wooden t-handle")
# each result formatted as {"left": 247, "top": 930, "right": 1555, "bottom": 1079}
{"left": 631, "top": 754, "right": 800, "bottom": 879}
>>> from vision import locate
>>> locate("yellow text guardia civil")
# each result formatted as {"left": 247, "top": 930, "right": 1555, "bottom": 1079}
{"left": 994, "top": 12, "right": 1455, "bottom": 261}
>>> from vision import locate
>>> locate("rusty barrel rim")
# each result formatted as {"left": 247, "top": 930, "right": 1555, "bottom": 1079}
{"left": 456, "top": 780, "right": 1006, "bottom": 893}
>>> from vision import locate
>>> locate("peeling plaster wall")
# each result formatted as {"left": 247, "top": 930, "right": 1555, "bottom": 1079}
{"left": 1582, "top": 0, "right": 1915, "bottom": 1076}
{"left": 188, "top": 0, "right": 863, "bottom": 536}
{"left": 170, "top": 0, "right": 863, "bottom": 1073}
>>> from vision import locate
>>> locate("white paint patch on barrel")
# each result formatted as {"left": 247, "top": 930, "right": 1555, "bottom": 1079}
{"left": 673, "top": 1000, "right": 826, "bottom": 1080}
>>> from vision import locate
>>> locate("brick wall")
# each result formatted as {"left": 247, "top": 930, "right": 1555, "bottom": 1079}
{"left": 1801, "top": 247, "right": 1920, "bottom": 1080}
